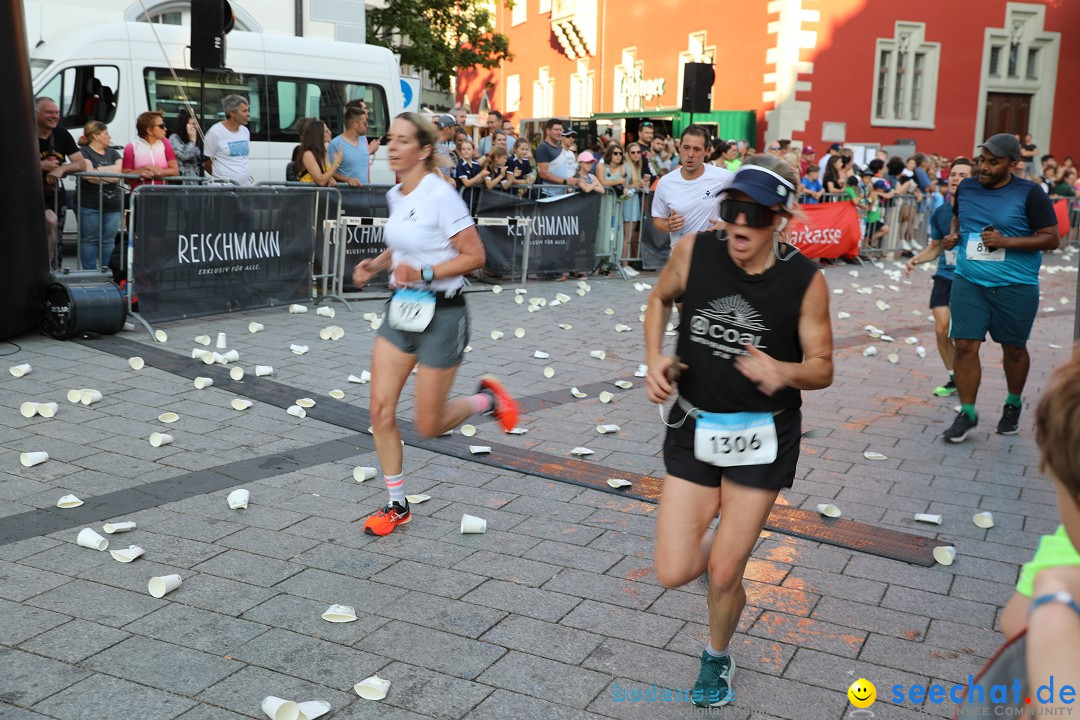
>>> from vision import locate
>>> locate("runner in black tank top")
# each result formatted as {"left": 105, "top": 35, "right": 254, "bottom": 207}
{"left": 643, "top": 158, "right": 834, "bottom": 708}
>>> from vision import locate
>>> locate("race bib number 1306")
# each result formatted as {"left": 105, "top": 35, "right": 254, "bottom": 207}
{"left": 694, "top": 411, "right": 778, "bottom": 467}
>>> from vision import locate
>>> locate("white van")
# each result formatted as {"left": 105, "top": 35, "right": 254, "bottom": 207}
{"left": 31, "top": 21, "right": 403, "bottom": 185}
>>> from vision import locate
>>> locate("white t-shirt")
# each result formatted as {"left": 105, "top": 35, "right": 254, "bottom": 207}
{"left": 384, "top": 172, "right": 475, "bottom": 292}
{"left": 204, "top": 122, "right": 251, "bottom": 185}
{"left": 651, "top": 163, "right": 734, "bottom": 244}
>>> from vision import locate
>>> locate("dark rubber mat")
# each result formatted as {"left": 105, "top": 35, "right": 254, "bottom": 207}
{"left": 70, "top": 335, "right": 941, "bottom": 565}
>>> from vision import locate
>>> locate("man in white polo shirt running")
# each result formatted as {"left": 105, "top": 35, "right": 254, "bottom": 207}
{"left": 652, "top": 125, "right": 734, "bottom": 251}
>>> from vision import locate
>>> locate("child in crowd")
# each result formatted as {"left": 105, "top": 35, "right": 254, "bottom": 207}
{"left": 482, "top": 147, "right": 514, "bottom": 192}
{"left": 507, "top": 138, "right": 535, "bottom": 192}
{"left": 800, "top": 165, "right": 824, "bottom": 203}
{"left": 454, "top": 139, "right": 486, "bottom": 210}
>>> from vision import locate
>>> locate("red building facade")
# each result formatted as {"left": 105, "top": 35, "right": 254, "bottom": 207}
{"left": 456, "top": 0, "right": 1079, "bottom": 160}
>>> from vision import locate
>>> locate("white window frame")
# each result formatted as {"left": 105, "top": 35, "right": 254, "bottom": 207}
{"left": 539, "top": 0, "right": 552, "bottom": 13}
{"left": 533, "top": 67, "right": 554, "bottom": 118}
{"left": 505, "top": 74, "right": 521, "bottom": 113}
{"left": 569, "top": 60, "right": 594, "bottom": 118}
{"left": 870, "top": 21, "right": 939, "bottom": 130}
{"left": 511, "top": 0, "right": 527, "bottom": 26}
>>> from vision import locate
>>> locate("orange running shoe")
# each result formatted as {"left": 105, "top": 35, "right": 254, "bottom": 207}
{"left": 362, "top": 501, "right": 411, "bottom": 536}
{"left": 478, "top": 376, "right": 519, "bottom": 432}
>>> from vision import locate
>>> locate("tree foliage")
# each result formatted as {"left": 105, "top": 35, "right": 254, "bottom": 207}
{"left": 367, "top": 0, "right": 514, "bottom": 91}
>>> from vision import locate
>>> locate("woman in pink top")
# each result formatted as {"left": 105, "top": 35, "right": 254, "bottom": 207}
{"left": 122, "top": 111, "right": 178, "bottom": 189}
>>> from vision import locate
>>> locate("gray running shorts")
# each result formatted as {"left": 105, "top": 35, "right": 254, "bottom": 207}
{"left": 377, "top": 302, "right": 470, "bottom": 368}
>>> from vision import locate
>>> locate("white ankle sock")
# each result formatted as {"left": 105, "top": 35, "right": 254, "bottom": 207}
{"left": 384, "top": 473, "right": 405, "bottom": 505}
{"left": 705, "top": 644, "right": 729, "bottom": 658}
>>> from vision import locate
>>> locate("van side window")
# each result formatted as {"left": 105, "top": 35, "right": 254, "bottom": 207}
{"left": 36, "top": 65, "right": 120, "bottom": 127}
{"left": 268, "top": 77, "right": 388, "bottom": 142}
{"left": 144, "top": 68, "right": 264, "bottom": 140}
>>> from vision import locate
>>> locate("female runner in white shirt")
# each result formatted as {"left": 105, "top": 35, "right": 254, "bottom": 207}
{"left": 352, "top": 112, "right": 519, "bottom": 536}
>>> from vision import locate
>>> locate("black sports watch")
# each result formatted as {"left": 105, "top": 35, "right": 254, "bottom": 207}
{"left": 421, "top": 265, "right": 434, "bottom": 284}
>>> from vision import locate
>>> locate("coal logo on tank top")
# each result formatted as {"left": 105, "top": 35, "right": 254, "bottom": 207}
{"left": 689, "top": 295, "right": 769, "bottom": 354}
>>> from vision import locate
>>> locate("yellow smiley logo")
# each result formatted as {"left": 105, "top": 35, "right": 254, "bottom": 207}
{"left": 847, "top": 678, "right": 876, "bottom": 708}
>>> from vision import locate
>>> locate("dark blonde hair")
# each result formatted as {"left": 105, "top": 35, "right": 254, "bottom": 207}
{"left": 396, "top": 112, "right": 451, "bottom": 172}
{"left": 78, "top": 120, "right": 108, "bottom": 147}
{"left": 136, "top": 111, "right": 164, "bottom": 139}
{"left": 1036, "top": 346, "right": 1080, "bottom": 496}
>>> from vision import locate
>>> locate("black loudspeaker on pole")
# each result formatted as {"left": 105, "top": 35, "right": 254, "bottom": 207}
{"left": 191, "top": 0, "right": 234, "bottom": 70}
{"left": 682, "top": 62, "right": 714, "bottom": 115}
{"left": 0, "top": 0, "right": 49, "bottom": 340}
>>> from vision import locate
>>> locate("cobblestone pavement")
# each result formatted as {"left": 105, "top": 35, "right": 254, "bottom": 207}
{"left": 0, "top": 249, "right": 1076, "bottom": 720}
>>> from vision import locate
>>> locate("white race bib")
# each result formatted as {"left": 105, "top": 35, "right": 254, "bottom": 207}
{"left": 694, "top": 411, "right": 778, "bottom": 467}
{"left": 965, "top": 233, "right": 1006, "bottom": 262}
{"left": 388, "top": 289, "right": 435, "bottom": 332}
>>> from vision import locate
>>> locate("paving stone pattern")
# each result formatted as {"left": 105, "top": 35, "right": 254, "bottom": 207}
{"left": 0, "top": 253, "right": 1077, "bottom": 719}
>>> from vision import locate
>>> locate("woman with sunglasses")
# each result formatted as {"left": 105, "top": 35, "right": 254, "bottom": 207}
{"left": 121, "top": 111, "right": 179, "bottom": 190}
{"left": 644, "top": 154, "right": 833, "bottom": 709}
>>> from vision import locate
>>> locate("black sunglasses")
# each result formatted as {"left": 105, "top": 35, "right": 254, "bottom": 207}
{"left": 720, "top": 199, "right": 777, "bottom": 228}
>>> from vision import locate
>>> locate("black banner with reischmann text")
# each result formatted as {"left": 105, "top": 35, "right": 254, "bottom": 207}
{"left": 131, "top": 187, "right": 316, "bottom": 323}
{"left": 338, "top": 186, "right": 393, "bottom": 290}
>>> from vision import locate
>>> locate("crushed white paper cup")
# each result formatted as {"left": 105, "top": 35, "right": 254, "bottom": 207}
{"left": 230, "top": 367, "right": 245, "bottom": 381}
{"left": 149, "top": 432, "right": 173, "bottom": 448}
{"left": 603, "top": 308, "right": 615, "bottom": 316}
{"left": 194, "top": 377, "right": 214, "bottom": 389}
{"left": 404, "top": 494, "right": 431, "bottom": 504}
{"left": 597, "top": 424, "right": 620, "bottom": 434}
{"left": 297, "top": 701, "right": 331, "bottom": 720}
{"left": 576, "top": 288, "right": 586, "bottom": 297}
{"left": 875, "top": 300, "right": 890, "bottom": 311}
{"left": 19, "top": 402, "right": 39, "bottom": 418}
{"left": 317, "top": 306, "right": 335, "bottom": 318}
{"left": 192, "top": 348, "right": 210, "bottom": 360}
{"left": 290, "top": 344, "right": 309, "bottom": 355}
{"left": 914, "top": 513, "right": 943, "bottom": 524}
{"left": 80, "top": 389, "right": 102, "bottom": 405}
{"left": 837, "top": 311, "right": 851, "bottom": 319}
{"left": 558, "top": 323, "right": 573, "bottom": 330}
{"left": 158, "top": 412, "right": 179, "bottom": 424}
{"left": 505, "top": 427, "right": 528, "bottom": 435}
{"left": 256, "top": 365, "right": 273, "bottom": 376}
{"left": 570, "top": 447, "right": 594, "bottom": 456}
{"left": 607, "top": 478, "right": 632, "bottom": 489}
{"left": 353, "top": 675, "right": 391, "bottom": 701}
{"left": 103, "top": 521, "right": 136, "bottom": 534}
{"left": 590, "top": 350, "right": 606, "bottom": 360}
{"left": 614, "top": 324, "right": 632, "bottom": 333}
{"left": 287, "top": 405, "right": 306, "bottom": 418}
{"left": 613, "top": 380, "right": 633, "bottom": 389}
{"left": 514, "top": 328, "right": 526, "bottom": 338}
{"left": 816, "top": 503, "right": 842, "bottom": 518}
{"left": 348, "top": 370, "right": 371, "bottom": 384}
{"left": 20, "top": 451, "right": 49, "bottom": 467}
{"left": 249, "top": 322, "right": 264, "bottom": 333}
{"left": 322, "top": 604, "right": 357, "bottom": 622}
{"left": 469, "top": 445, "right": 491, "bottom": 455}
{"left": 289, "top": 304, "right": 308, "bottom": 314}
{"left": 328, "top": 389, "right": 345, "bottom": 399}
{"left": 460, "top": 424, "right": 477, "bottom": 437}
{"left": 973, "top": 511, "right": 994, "bottom": 529}
{"left": 599, "top": 391, "right": 614, "bottom": 403}
{"left": 231, "top": 398, "right": 253, "bottom": 411}
{"left": 863, "top": 347, "right": 878, "bottom": 357}
{"left": 227, "top": 489, "right": 250, "bottom": 509}
{"left": 571, "top": 387, "right": 587, "bottom": 398}
{"left": 353, "top": 466, "right": 377, "bottom": 482}
{"left": 863, "top": 451, "right": 888, "bottom": 461}
{"left": 128, "top": 356, "right": 145, "bottom": 370}
{"left": 490, "top": 331, "right": 504, "bottom": 340}
{"left": 9, "top": 364, "right": 31, "bottom": 377}
{"left": 195, "top": 335, "right": 211, "bottom": 346}
{"left": 905, "top": 337, "right": 919, "bottom": 345}
{"left": 543, "top": 367, "right": 555, "bottom": 378}
{"left": 154, "top": 329, "right": 168, "bottom": 343}
{"left": 76, "top": 528, "right": 108, "bottom": 551}
{"left": 296, "top": 398, "right": 316, "bottom": 408}
{"left": 111, "top": 545, "right": 144, "bottom": 563}
{"left": 56, "top": 494, "right": 83, "bottom": 508}
{"left": 832, "top": 289, "right": 844, "bottom": 295}
{"left": 933, "top": 545, "right": 957, "bottom": 566}
{"left": 634, "top": 364, "right": 648, "bottom": 378}
{"left": 261, "top": 696, "right": 300, "bottom": 720}
{"left": 916, "top": 346, "right": 927, "bottom": 358}
{"left": 37, "top": 402, "right": 59, "bottom": 418}
{"left": 460, "top": 513, "right": 487, "bottom": 534}
{"left": 533, "top": 350, "right": 550, "bottom": 359}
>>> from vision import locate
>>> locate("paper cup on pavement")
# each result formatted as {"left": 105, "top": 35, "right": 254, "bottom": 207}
{"left": 255, "top": 365, "right": 273, "bottom": 376}
{"left": 128, "top": 356, "right": 145, "bottom": 370}
{"left": 354, "top": 675, "right": 391, "bottom": 701}
{"left": 596, "top": 424, "right": 620, "bottom": 434}
{"left": 192, "top": 348, "right": 210, "bottom": 360}
{"left": 330, "top": 326, "right": 345, "bottom": 341}
{"left": 227, "top": 489, "right": 250, "bottom": 509}
{"left": 321, "top": 604, "right": 358, "bottom": 622}
{"left": 154, "top": 329, "right": 168, "bottom": 343}
{"left": 148, "top": 574, "right": 182, "bottom": 598}
{"left": 590, "top": 350, "right": 606, "bottom": 360}
{"left": 195, "top": 335, "right": 212, "bottom": 346}
{"left": 103, "top": 521, "right": 136, "bottom": 534}
{"left": 287, "top": 405, "right": 306, "bottom": 418}
{"left": 317, "top": 305, "right": 335, "bottom": 318}
{"left": 80, "top": 389, "right": 102, "bottom": 405}
{"left": 222, "top": 350, "right": 240, "bottom": 363}
{"left": 290, "top": 344, "right": 309, "bottom": 355}
{"left": 38, "top": 402, "right": 59, "bottom": 418}
{"left": 149, "top": 432, "right": 173, "bottom": 447}
{"left": 76, "top": 528, "right": 108, "bottom": 551}
{"left": 288, "top": 304, "right": 308, "bottom": 314}
{"left": 296, "top": 701, "right": 331, "bottom": 719}
{"left": 914, "top": 513, "right": 943, "bottom": 525}
{"left": 67, "top": 389, "right": 82, "bottom": 403}
{"left": 353, "top": 466, "right": 377, "bottom": 482}
{"left": 158, "top": 412, "right": 179, "bottom": 424}
{"left": 20, "top": 451, "right": 48, "bottom": 467}
{"left": 599, "top": 391, "right": 614, "bottom": 403}
{"left": 460, "top": 514, "right": 487, "bottom": 534}
{"left": 215, "top": 332, "right": 227, "bottom": 349}
{"left": 231, "top": 398, "right": 253, "bottom": 411}
{"left": 933, "top": 545, "right": 957, "bottom": 566}
{"left": 56, "top": 494, "right": 83, "bottom": 508}
{"left": 194, "top": 377, "right": 214, "bottom": 390}
{"left": 319, "top": 327, "right": 333, "bottom": 341}
{"left": 249, "top": 322, "right": 264, "bottom": 333}
{"left": 543, "top": 367, "right": 555, "bottom": 378}
{"left": 973, "top": 512, "right": 995, "bottom": 529}
{"left": 490, "top": 331, "right": 504, "bottom": 340}
{"left": 460, "top": 424, "right": 477, "bottom": 437}
{"left": 261, "top": 697, "right": 300, "bottom": 720}
{"left": 296, "top": 398, "right": 316, "bottom": 408}
{"left": 110, "top": 545, "right": 144, "bottom": 563}
{"left": 328, "top": 389, "right": 345, "bottom": 399}
{"left": 207, "top": 352, "right": 224, "bottom": 365}
{"left": 816, "top": 503, "right": 842, "bottom": 518}
{"left": 19, "top": 402, "right": 39, "bottom": 418}
{"left": 9, "top": 364, "right": 31, "bottom": 377}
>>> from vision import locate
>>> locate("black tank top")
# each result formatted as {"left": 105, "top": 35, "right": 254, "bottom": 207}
{"left": 675, "top": 231, "right": 819, "bottom": 413}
